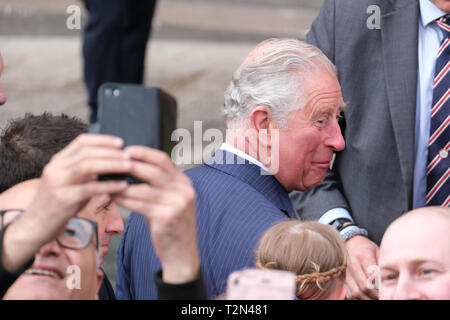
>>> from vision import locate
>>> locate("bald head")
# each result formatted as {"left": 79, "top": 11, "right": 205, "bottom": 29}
{"left": 0, "top": 179, "right": 40, "bottom": 210}
{"left": 393, "top": 206, "right": 448, "bottom": 223}
{"left": 379, "top": 206, "right": 450, "bottom": 300}
{"left": 382, "top": 207, "right": 450, "bottom": 242}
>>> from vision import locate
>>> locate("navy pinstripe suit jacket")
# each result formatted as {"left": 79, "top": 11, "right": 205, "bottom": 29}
{"left": 116, "top": 150, "right": 294, "bottom": 299}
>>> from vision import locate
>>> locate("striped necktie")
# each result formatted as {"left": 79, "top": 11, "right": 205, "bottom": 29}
{"left": 426, "top": 15, "right": 450, "bottom": 206}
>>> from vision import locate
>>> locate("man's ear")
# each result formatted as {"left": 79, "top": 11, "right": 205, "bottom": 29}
{"left": 249, "top": 106, "right": 270, "bottom": 132}
{"left": 249, "top": 106, "right": 280, "bottom": 146}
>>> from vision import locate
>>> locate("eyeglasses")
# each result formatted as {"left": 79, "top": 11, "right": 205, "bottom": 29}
{"left": 0, "top": 209, "right": 99, "bottom": 251}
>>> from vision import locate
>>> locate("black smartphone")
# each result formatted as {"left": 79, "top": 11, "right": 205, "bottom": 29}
{"left": 90, "top": 82, "right": 177, "bottom": 184}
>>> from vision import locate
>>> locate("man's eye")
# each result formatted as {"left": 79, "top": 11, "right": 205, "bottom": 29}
{"left": 315, "top": 117, "right": 328, "bottom": 127}
{"left": 64, "top": 228, "right": 77, "bottom": 237}
{"left": 420, "top": 269, "right": 435, "bottom": 277}
{"left": 381, "top": 273, "right": 397, "bottom": 283}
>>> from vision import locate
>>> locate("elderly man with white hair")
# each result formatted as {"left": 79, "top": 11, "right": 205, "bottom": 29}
{"left": 116, "top": 38, "right": 346, "bottom": 299}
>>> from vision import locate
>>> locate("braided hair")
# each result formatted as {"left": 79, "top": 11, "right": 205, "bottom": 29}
{"left": 255, "top": 220, "right": 348, "bottom": 300}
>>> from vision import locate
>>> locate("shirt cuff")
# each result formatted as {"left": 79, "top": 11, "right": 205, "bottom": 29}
{"left": 318, "top": 208, "right": 354, "bottom": 225}
{"left": 154, "top": 269, "right": 207, "bottom": 300}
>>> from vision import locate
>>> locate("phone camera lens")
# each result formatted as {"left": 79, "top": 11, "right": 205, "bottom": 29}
{"left": 105, "top": 88, "right": 113, "bottom": 96}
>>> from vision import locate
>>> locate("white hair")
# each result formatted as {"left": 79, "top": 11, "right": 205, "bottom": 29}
{"left": 223, "top": 38, "right": 336, "bottom": 129}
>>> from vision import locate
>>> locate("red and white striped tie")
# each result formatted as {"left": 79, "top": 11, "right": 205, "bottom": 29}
{"left": 426, "top": 15, "right": 450, "bottom": 206}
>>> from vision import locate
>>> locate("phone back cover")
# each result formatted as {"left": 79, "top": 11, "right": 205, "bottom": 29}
{"left": 98, "top": 83, "right": 161, "bottom": 149}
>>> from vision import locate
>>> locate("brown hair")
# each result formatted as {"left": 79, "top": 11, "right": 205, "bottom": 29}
{"left": 255, "top": 220, "right": 347, "bottom": 300}
{"left": 0, "top": 112, "right": 88, "bottom": 192}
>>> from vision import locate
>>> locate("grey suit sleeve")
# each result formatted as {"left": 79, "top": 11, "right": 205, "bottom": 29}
{"left": 290, "top": 169, "right": 351, "bottom": 221}
{"left": 291, "top": 0, "right": 351, "bottom": 221}
{"left": 306, "top": 0, "right": 335, "bottom": 62}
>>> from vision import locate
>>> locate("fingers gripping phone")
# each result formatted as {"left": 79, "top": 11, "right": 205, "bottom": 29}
{"left": 89, "top": 83, "right": 177, "bottom": 184}
{"left": 226, "top": 269, "right": 296, "bottom": 300}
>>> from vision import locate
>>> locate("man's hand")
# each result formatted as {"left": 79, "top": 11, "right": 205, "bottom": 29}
{"left": 114, "top": 146, "right": 200, "bottom": 284}
{"left": 27, "top": 134, "right": 132, "bottom": 232}
{"left": 2, "top": 134, "right": 131, "bottom": 272}
{"left": 344, "top": 235, "right": 379, "bottom": 300}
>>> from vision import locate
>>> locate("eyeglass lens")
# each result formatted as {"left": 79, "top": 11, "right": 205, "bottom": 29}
{"left": 1, "top": 210, "right": 96, "bottom": 250}
{"left": 58, "top": 217, "right": 94, "bottom": 249}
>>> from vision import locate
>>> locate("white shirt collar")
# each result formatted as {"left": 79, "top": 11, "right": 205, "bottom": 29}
{"left": 420, "top": 0, "right": 447, "bottom": 27}
{"left": 219, "top": 143, "right": 270, "bottom": 172}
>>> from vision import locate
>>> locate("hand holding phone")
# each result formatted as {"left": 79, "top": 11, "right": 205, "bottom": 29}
{"left": 90, "top": 83, "right": 177, "bottom": 184}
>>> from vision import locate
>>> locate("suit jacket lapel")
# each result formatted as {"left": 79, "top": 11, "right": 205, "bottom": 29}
{"left": 381, "top": 0, "right": 419, "bottom": 206}
{"left": 205, "top": 149, "right": 294, "bottom": 217}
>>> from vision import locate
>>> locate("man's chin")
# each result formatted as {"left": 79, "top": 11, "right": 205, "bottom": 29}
{"left": 296, "top": 175, "right": 327, "bottom": 191}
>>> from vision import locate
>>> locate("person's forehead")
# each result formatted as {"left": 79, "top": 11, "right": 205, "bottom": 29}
{"left": 380, "top": 221, "right": 450, "bottom": 267}
{"left": 93, "top": 194, "right": 112, "bottom": 209}
{"left": 299, "top": 70, "right": 343, "bottom": 109}
{"left": 77, "top": 194, "right": 111, "bottom": 221}
{"left": 388, "top": 213, "right": 450, "bottom": 241}
{"left": 300, "top": 66, "right": 340, "bottom": 91}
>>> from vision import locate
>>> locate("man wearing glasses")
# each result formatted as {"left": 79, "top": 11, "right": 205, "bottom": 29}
{"left": 0, "top": 134, "right": 204, "bottom": 299}
{"left": 0, "top": 134, "right": 129, "bottom": 298}
{"left": 0, "top": 112, "right": 125, "bottom": 299}
{"left": 0, "top": 179, "right": 104, "bottom": 299}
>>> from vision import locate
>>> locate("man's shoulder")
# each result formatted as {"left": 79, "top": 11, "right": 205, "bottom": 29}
{"left": 184, "top": 163, "right": 218, "bottom": 178}
{"left": 184, "top": 164, "right": 283, "bottom": 214}
{"left": 184, "top": 164, "right": 253, "bottom": 191}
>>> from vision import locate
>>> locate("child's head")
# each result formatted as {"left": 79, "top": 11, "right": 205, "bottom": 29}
{"left": 255, "top": 220, "right": 347, "bottom": 300}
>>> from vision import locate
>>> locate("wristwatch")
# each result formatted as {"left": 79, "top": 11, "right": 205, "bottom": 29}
{"left": 330, "top": 218, "right": 353, "bottom": 232}
{"left": 339, "top": 224, "right": 369, "bottom": 242}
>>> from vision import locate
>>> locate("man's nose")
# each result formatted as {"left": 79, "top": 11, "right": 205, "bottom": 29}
{"left": 104, "top": 202, "right": 124, "bottom": 235}
{"left": 37, "top": 240, "right": 63, "bottom": 257}
{"left": 325, "top": 118, "right": 345, "bottom": 151}
{"left": 392, "top": 273, "right": 423, "bottom": 300}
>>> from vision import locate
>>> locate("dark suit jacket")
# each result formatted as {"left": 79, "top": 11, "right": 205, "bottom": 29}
{"left": 116, "top": 150, "right": 294, "bottom": 299}
{"left": 98, "top": 270, "right": 116, "bottom": 300}
{"left": 290, "top": 0, "right": 419, "bottom": 244}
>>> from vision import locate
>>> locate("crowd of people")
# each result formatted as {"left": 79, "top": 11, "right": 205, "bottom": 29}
{"left": 0, "top": 0, "right": 449, "bottom": 301}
